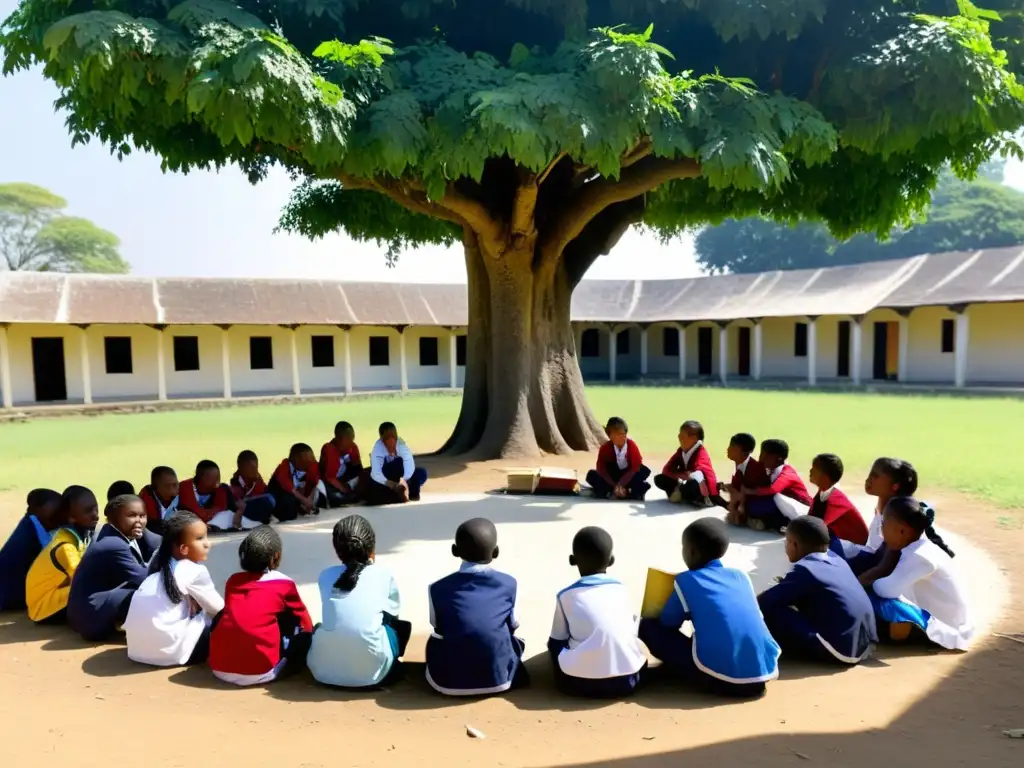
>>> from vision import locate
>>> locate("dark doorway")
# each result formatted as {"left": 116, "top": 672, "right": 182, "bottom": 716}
{"left": 697, "top": 327, "right": 713, "bottom": 376}
{"left": 837, "top": 321, "right": 851, "bottom": 378}
{"left": 32, "top": 337, "right": 67, "bottom": 402}
{"left": 872, "top": 321, "right": 899, "bottom": 381}
{"left": 737, "top": 327, "right": 751, "bottom": 377}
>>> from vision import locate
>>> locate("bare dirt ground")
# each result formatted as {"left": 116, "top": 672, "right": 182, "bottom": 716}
{"left": 0, "top": 454, "right": 1021, "bottom": 768}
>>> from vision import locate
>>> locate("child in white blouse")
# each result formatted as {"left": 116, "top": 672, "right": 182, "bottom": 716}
{"left": 860, "top": 497, "right": 973, "bottom": 650}
{"left": 124, "top": 512, "right": 225, "bottom": 667}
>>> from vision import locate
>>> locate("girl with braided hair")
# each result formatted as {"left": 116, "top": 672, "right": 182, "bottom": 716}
{"left": 307, "top": 514, "right": 411, "bottom": 688}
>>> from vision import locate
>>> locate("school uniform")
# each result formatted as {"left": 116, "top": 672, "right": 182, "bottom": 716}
{"left": 746, "top": 463, "right": 814, "bottom": 531}
{"left": 229, "top": 471, "right": 276, "bottom": 526}
{"left": 307, "top": 563, "right": 411, "bottom": 688}
{"left": 25, "top": 526, "right": 92, "bottom": 624}
{"left": 0, "top": 514, "right": 54, "bottom": 611}
{"left": 67, "top": 523, "right": 161, "bottom": 641}
{"left": 209, "top": 570, "right": 314, "bottom": 686}
{"left": 548, "top": 575, "right": 647, "bottom": 697}
{"left": 179, "top": 478, "right": 242, "bottom": 531}
{"left": 638, "top": 560, "right": 779, "bottom": 697}
{"left": 140, "top": 486, "right": 179, "bottom": 536}
{"left": 836, "top": 510, "right": 889, "bottom": 575}
{"left": 585, "top": 439, "right": 652, "bottom": 501}
{"left": 654, "top": 441, "right": 721, "bottom": 506}
{"left": 810, "top": 486, "right": 869, "bottom": 545}
{"left": 871, "top": 538, "right": 974, "bottom": 650}
{"left": 365, "top": 439, "right": 428, "bottom": 506}
{"left": 268, "top": 460, "right": 326, "bottom": 522}
{"left": 757, "top": 551, "right": 877, "bottom": 664}
{"left": 124, "top": 559, "right": 224, "bottom": 667}
{"left": 319, "top": 440, "right": 364, "bottom": 507}
{"left": 425, "top": 561, "right": 528, "bottom": 696}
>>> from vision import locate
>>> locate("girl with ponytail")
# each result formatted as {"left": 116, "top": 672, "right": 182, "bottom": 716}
{"left": 124, "top": 511, "right": 225, "bottom": 667}
{"left": 307, "top": 515, "right": 412, "bottom": 688}
{"left": 860, "top": 497, "right": 974, "bottom": 651}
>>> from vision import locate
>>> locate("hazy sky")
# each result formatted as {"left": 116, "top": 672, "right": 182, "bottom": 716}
{"left": 2, "top": 0, "right": 1022, "bottom": 282}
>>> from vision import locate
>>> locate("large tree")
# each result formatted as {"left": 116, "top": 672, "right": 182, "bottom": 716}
{"left": 695, "top": 168, "right": 1024, "bottom": 273}
{"left": 3, "top": 1, "right": 1023, "bottom": 457}
{"left": 0, "top": 182, "right": 128, "bottom": 273}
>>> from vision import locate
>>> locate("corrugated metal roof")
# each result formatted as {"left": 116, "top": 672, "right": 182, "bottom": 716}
{"left": 1, "top": 247, "right": 1022, "bottom": 326}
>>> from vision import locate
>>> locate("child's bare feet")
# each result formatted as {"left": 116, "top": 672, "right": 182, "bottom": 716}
{"left": 888, "top": 622, "right": 913, "bottom": 642}
{"left": 747, "top": 518, "right": 766, "bottom": 532}
{"left": 669, "top": 486, "right": 683, "bottom": 504}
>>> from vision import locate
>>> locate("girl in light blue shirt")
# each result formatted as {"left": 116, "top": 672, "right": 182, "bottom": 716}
{"left": 307, "top": 515, "right": 411, "bottom": 687}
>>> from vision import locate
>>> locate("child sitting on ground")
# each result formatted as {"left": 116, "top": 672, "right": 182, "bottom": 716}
{"left": 757, "top": 516, "right": 877, "bottom": 664}
{"left": 842, "top": 458, "right": 919, "bottom": 576}
{"left": 67, "top": 494, "right": 160, "bottom": 641}
{"left": 638, "top": 517, "right": 779, "bottom": 698}
{"left": 860, "top": 497, "right": 973, "bottom": 650}
{"left": 0, "top": 489, "right": 62, "bottom": 611}
{"left": 26, "top": 486, "right": 100, "bottom": 624}
{"left": 124, "top": 511, "right": 224, "bottom": 667}
{"left": 808, "top": 453, "right": 869, "bottom": 545}
{"left": 230, "top": 450, "right": 276, "bottom": 528}
{"left": 307, "top": 515, "right": 411, "bottom": 688}
{"left": 179, "top": 460, "right": 242, "bottom": 532}
{"left": 426, "top": 517, "right": 529, "bottom": 695}
{"left": 209, "top": 526, "right": 314, "bottom": 686}
{"left": 106, "top": 480, "right": 135, "bottom": 501}
{"left": 366, "top": 422, "right": 428, "bottom": 506}
{"left": 744, "top": 439, "right": 813, "bottom": 532}
{"left": 319, "top": 421, "right": 364, "bottom": 508}
{"left": 653, "top": 420, "right": 720, "bottom": 506}
{"left": 268, "top": 443, "right": 326, "bottom": 521}
{"left": 140, "top": 466, "right": 180, "bottom": 536}
{"left": 585, "top": 417, "right": 652, "bottom": 501}
{"left": 548, "top": 526, "right": 647, "bottom": 697}
{"left": 722, "top": 433, "right": 770, "bottom": 526}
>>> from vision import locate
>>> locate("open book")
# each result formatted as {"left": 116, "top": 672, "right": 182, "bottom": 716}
{"left": 640, "top": 567, "right": 678, "bottom": 619}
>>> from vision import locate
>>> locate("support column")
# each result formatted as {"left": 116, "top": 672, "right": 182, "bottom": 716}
{"left": 718, "top": 323, "right": 728, "bottom": 385}
{"left": 752, "top": 320, "right": 763, "bottom": 381}
{"left": 289, "top": 327, "right": 301, "bottom": 396}
{"left": 639, "top": 325, "right": 649, "bottom": 377}
{"left": 220, "top": 326, "right": 233, "bottom": 400}
{"left": 954, "top": 307, "right": 970, "bottom": 388}
{"left": 398, "top": 327, "right": 408, "bottom": 392}
{"left": 0, "top": 324, "right": 12, "bottom": 408}
{"left": 340, "top": 326, "right": 353, "bottom": 395}
{"left": 154, "top": 326, "right": 167, "bottom": 401}
{"left": 78, "top": 325, "right": 92, "bottom": 405}
{"left": 678, "top": 324, "right": 687, "bottom": 381}
{"left": 897, "top": 312, "right": 910, "bottom": 383}
{"left": 608, "top": 326, "right": 617, "bottom": 383}
{"left": 807, "top": 318, "right": 818, "bottom": 386}
{"left": 449, "top": 329, "right": 458, "bottom": 389}
{"left": 851, "top": 318, "right": 863, "bottom": 385}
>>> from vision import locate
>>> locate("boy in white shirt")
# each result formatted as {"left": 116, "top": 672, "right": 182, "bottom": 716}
{"left": 548, "top": 526, "right": 647, "bottom": 697}
{"left": 365, "top": 422, "right": 428, "bottom": 505}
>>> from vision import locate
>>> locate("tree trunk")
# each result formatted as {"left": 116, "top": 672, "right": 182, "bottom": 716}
{"left": 439, "top": 231, "right": 605, "bottom": 459}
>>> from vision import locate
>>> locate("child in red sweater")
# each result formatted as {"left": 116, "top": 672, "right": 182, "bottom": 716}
{"left": 808, "top": 453, "right": 869, "bottom": 545}
{"left": 319, "top": 421, "right": 364, "bottom": 508}
{"left": 653, "top": 420, "right": 720, "bottom": 506}
{"left": 209, "top": 526, "right": 314, "bottom": 686}
{"left": 179, "top": 459, "right": 237, "bottom": 532}
{"left": 722, "top": 433, "right": 770, "bottom": 526}
{"left": 230, "top": 450, "right": 276, "bottom": 528}
{"left": 585, "top": 417, "right": 651, "bottom": 500}
{"left": 744, "top": 438, "right": 813, "bottom": 532}
{"left": 268, "top": 443, "right": 325, "bottom": 522}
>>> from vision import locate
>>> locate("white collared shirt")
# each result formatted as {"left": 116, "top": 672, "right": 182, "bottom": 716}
{"left": 680, "top": 441, "right": 705, "bottom": 485}
{"left": 613, "top": 443, "right": 629, "bottom": 470}
{"left": 818, "top": 485, "right": 835, "bottom": 502}
{"left": 736, "top": 456, "right": 751, "bottom": 475}
{"left": 370, "top": 438, "right": 415, "bottom": 485}
{"left": 770, "top": 463, "right": 785, "bottom": 483}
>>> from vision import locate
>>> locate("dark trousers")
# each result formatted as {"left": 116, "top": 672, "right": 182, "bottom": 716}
{"left": 547, "top": 640, "right": 644, "bottom": 697}
{"left": 653, "top": 475, "right": 714, "bottom": 506}
{"left": 762, "top": 606, "right": 852, "bottom": 665}
{"left": 240, "top": 495, "right": 276, "bottom": 526}
{"left": 34, "top": 606, "right": 68, "bottom": 626}
{"left": 638, "top": 618, "right": 767, "bottom": 698}
{"left": 187, "top": 622, "right": 213, "bottom": 665}
{"left": 279, "top": 630, "right": 314, "bottom": 678}
{"left": 586, "top": 465, "right": 652, "bottom": 500}
{"left": 365, "top": 458, "right": 428, "bottom": 506}
{"left": 324, "top": 466, "right": 365, "bottom": 508}
{"left": 745, "top": 496, "right": 789, "bottom": 531}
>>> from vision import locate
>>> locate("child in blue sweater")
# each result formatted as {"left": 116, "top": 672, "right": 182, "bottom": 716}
{"left": 0, "top": 489, "right": 63, "bottom": 611}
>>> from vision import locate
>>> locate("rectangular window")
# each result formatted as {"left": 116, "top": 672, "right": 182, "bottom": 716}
{"left": 616, "top": 329, "right": 630, "bottom": 355}
{"left": 941, "top": 318, "right": 955, "bottom": 354}
{"left": 580, "top": 328, "right": 600, "bottom": 358}
{"left": 456, "top": 335, "right": 467, "bottom": 366}
{"left": 311, "top": 335, "right": 335, "bottom": 368}
{"left": 172, "top": 336, "right": 200, "bottom": 372}
{"left": 249, "top": 336, "right": 273, "bottom": 370}
{"left": 794, "top": 322, "right": 808, "bottom": 357}
{"left": 419, "top": 336, "right": 439, "bottom": 366}
{"left": 662, "top": 326, "right": 679, "bottom": 357}
{"left": 369, "top": 336, "right": 390, "bottom": 366}
{"left": 104, "top": 336, "right": 133, "bottom": 374}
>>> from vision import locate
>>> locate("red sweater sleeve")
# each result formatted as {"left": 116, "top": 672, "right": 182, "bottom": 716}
{"left": 284, "top": 583, "right": 314, "bottom": 633}
{"left": 662, "top": 448, "right": 684, "bottom": 477}
{"left": 320, "top": 442, "right": 340, "bottom": 482}
{"left": 350, "top": 443, "right": 363, "bottom": 469}
{"left": 825, "top": 490, "right": 869, "bottom": 544}
{"left": 692, "top": 447, "right": 719, "bottom": 495}
{"left": 272, "top": 460, "right": 294, "bottom": 493}
{"left": 596, "top": 442, "right": 615, "bottom": 484}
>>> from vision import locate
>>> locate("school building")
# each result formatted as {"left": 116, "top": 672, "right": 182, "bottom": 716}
{"left": 0, "top": 246, "right": 1022, "bottom": 409}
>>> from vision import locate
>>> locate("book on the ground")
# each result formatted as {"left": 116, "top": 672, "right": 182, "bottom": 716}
{"left": 640, "top": 567, "right": 678, "bottom": 619}
{"left": 505, "top": 467, "right": 579, "bottom": 495}
{"left": 506, "top": 468, "right": 541, "bottom": 494}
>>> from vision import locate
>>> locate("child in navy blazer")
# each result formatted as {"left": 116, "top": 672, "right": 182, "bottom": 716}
{"left": 0, "top": 489, "right": 62, "bottom": 611}
{"left": 68, "top": 494, "right": 161, "bottom": 641}
{"left": 425, "top": 517, "right": 528, "bottom": 696}
{"left": 758, "top": 516, "right": 877, "bottom": 664}
{"left": 585, "top": 417, "right": 652, "bottom": 500}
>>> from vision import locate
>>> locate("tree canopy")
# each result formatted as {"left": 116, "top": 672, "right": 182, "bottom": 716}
{"left": 0, "top": 182, "right": 128, "bottom": 273}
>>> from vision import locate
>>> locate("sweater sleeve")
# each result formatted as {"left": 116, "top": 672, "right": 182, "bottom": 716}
{"left": 757, "top": 567, "right": 811, "bottom": 614}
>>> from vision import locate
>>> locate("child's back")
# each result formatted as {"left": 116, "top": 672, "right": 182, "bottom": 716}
{"left": 0, "top": 489, "right": 60, "bottom": 610}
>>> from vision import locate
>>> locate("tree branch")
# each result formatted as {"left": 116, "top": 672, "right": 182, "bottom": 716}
{"left": 539, "top": 156, "right": 701, "bottom": 264}
{"left": 537, "top": 152, "right": 567, "bottom": 186}
{"left": 562, "top": 198, "right": 646, "bottom": 288}
{"left": 511, "top": 171, "right": 538, "bottom": 241}
{"left": 621, "top": 139, "right": 652, "bottom": 169}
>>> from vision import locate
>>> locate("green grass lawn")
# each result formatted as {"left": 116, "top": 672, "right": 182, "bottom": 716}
{"left": 1, "top": 387, "right": 1021, "bottom": 528}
